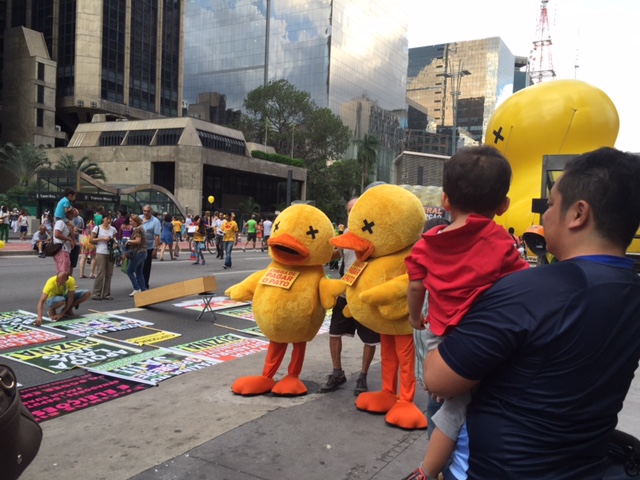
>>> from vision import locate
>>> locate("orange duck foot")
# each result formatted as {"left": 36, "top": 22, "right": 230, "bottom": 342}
{"left": 385, "top": 401, "right": 428, "bottom": 430}
{"left": 231, "top": 375, "right": 276, "bottom": 396}
{"left": 271, "top": 374, "right": 308, "bottom": 396}
{"left": 355, "top": 390, "right": 398, "bottom": 414}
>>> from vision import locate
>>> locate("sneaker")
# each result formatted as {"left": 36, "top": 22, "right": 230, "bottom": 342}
{"left": 242, "top": 248, "right": 246, "bottom": 252}
{"left": 354, "top": 375, "right": 368, "bottom": 396}
{"left": 38, "top": 252, "right": 45, "bottom": 258}
{"left": 129, "top": 290, "right": 141, "bottom": 297}
{"left": 319, "top": 372, "right": 347, "bottom": 393}
{"left": 223, "top": 265, "right": 228, "bottom": 269}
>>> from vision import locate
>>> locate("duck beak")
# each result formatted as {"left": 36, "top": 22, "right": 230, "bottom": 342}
{"left": 268, "top": 233, "right": 310, "bottom": 264}
{"left": 331, "top": 232, "right": 374, "bottom": 262}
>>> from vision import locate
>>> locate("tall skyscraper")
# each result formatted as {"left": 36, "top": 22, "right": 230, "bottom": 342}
{"left": 2, "top": 0, "right": 184, "bottom": 145}
{"left": 183, "top": 0, "right": 408, "bottom": 181}
{"left": 406, "top": 37, "right": 527, "bottom": 154}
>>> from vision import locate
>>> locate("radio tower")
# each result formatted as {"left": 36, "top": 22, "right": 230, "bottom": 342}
{"left": 530, "top": 0, "right": 556, "bottom": 83}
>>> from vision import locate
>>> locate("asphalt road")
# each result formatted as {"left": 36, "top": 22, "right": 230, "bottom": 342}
{"left": 0, "top": 248, "right": 276, "bottom": 387}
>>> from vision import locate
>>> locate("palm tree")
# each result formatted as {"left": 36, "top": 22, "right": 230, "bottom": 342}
{"left": 356, "top": 134, "right": 379, "bottom": 192}
{"left": 55, "top": 154, "right": 107, "bottom": 181}
{"left": 238, "top": 196, "right": 261, "bottom": 217}
{"left": 0, "top": 143, "right": 50, "bottom": 186}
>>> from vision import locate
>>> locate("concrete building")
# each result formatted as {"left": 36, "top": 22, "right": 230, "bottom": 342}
{"left": 46, "top": 117, "right": 307, "bottom": 215}
{"left": 2, "top": 0, "right": 184, "bottom": 146}
{"left": 406, "top": 37, "right": 530, "bottom": 155}
{"left": 183, "top": 0, "right": 409, "bottom": 181}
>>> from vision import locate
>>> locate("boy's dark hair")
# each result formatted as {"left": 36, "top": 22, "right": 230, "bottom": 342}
{"left": 63, "top": 187, "right": 76, "bottom": 197}
{"left": 558, "top": 147, "right": 640, "bottom": 249}
{"left": 443, "top": 146, "right": 512, "bottom": 214}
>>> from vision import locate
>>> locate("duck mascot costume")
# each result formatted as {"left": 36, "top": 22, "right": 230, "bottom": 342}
{"left": 331, "top": 184, "right": 427, "bottom": 430}
{"left": 225, "top": 204, "right": 338, "bottom": 396}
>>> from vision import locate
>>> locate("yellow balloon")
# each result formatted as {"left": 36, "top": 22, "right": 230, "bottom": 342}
{"left": 208, "top": 195, "right": 214, "bottom": 204}
{"left": 0, "top": 240, "right": 4, "bottom": 249}
{"left": 485, "top": 79, "right": 619, "bottom": 239}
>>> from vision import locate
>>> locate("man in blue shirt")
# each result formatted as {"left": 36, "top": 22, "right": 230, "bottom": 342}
{"left": 141, "top": 205, "right": 161, "bottom": 289}
{"left": 425, "top": 147, "right": 640, "bottom": 479}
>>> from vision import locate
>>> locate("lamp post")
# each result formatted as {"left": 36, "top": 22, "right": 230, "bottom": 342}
{"left": 439, "top": 61, "right": 471, "bottom": 155}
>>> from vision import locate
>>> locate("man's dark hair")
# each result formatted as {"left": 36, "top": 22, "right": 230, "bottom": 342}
{"left": 443, "top": 146, "right": 512, "bottom": 214}
{"left": 63, "top": 187, "right": 76, "bottom": 197}
{"left": 558, "top": 147, "right": 640, "bottom": 249}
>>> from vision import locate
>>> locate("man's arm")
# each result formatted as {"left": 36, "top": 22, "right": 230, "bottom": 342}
{"left": 36, "top": 292, "right": 48, "bottom": 326}
{"left": 424, "top": 347, "right": 479, "bottom": 399}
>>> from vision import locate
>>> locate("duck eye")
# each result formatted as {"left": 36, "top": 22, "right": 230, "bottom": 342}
{"left": 274, "top": 221, "right": 280, "bottom": 232}
{"left": 306, "top": 225, "right": 319, "bottom": 239}
{"left": 361, "top": 219, "right": 375, "bottom": 235}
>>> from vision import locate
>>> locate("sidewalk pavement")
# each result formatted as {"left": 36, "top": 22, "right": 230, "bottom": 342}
{"left": 22, "top": 332, "right": 430, "bottom": 480}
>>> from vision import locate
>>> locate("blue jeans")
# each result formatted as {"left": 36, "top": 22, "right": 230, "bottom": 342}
{"left": 45, "top": 290, "right": 89, "bottom": 308}
{"left": 223, "top": 241, "right": 234, "bottom": 267}
{"left": 126, "top": 251, "right": 147, "bottom": 291}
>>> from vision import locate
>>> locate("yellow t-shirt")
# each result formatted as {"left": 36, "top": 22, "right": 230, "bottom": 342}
{"left": 222, "top": 220, "right": 238, "bottom": 242}
{"left": 43, "top": 276, "right": 76, "bottom": 298}
{"left": 172, "top": 220, "right": 182, "bottom": 233}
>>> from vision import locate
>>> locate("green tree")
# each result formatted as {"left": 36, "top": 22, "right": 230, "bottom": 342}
{"left": 243, "top": 79, "right": 314, "bottom": 155}
{"left": 238, "top": 196, "right": 261, "bottom": 216}
{"left": 356, "top": 134, "right": 379, "bottom": 191}
{"left": 55, "top": 154, "right": 107, "bottom": 181}
{"left": 0, "top": 143, "right": 50, "bottom": 187}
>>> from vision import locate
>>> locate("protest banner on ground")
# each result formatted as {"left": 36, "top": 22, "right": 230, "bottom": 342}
{"left": 20, "top": 373, "right": 150, "bottom": 422}
{"left": 123, "top": 329, "right": 181, "bottom": 346}
{"left": 173, "top": 297, "right": 250, "bottom": 312}
{"left": 216, "top": 306, "right": 256, "bottom": 321}
{"left": 0, "top": 324, "right": 65, "bottom": 350}
{"left": 47, "top": 313, "right": 153, "bottom": 337}
{"left": 0, "top": 310, "right": 39, "bottom": 326}
{"left": 89, "top": 349, "right": 218, "bottom": 385}
{"left": 1, "top": 337, "right": 142, "bottom": 374}
{"left": 169, "top": 333, "right": 269, "bottom": 363}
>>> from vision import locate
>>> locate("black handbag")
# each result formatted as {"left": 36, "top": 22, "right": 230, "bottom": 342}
{"left": 43, "top": 242, "right": 62, "bottom": 257}
{"left": 0, "top": 365, "right": 43, "bottom": 480}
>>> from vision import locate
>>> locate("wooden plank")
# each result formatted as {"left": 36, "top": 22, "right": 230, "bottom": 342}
{"left": 134, "top": 276, "right": 217, "bottom": 308}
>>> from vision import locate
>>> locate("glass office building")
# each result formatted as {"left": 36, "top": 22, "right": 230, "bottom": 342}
{"left": 407, "top": 37, "right": 518, "bottom": 146}
{"left": 184, "top": 0, "right": 409, "bottom": 180}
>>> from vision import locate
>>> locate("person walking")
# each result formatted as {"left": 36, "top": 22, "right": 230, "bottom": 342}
{"left": 124, "top": 214, "right": 148, "bottom": 296}
{"left": 191, "top": 215, "right": 206, "bottom": 265}
{"left": 90, "top": 213, "right": 117, "bottom": 300}
{"left": 242, "top": 214, "right": 258, "bottom": 251}
{"left": 159, "top": 213, "right": 175, "bottom": 261}
{"left": 261, "top": 215, "right": 273, "bottom": 252}
{"left": 0, "top": 206, "right": 10, "bottom": 243}
{"left": 141, "top": 205, "right": 161, "bottom": 289}
{"left": 18, "top": 210, "right": 29, "bottom": 241}
{"left": 221, "top": 212, "right": 238, "bottom": 269}
{"left": 214, "top": 213, "right": 224, "bottom": 259}
{"left": 10, "top": 208, "right": 19, "bottom": 233}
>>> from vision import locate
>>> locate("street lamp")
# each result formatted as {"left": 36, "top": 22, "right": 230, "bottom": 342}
{"left": 438, "top": 62, "right": 471, "bottom": 155}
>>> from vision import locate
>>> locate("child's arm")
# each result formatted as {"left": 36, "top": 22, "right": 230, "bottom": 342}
{"left": 407, "top": 279, "right": 426, "bottom": 330}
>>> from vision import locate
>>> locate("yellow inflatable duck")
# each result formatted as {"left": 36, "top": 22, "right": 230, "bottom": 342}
{"left": 225, "top": 204, "right": 338, "bottom": 396}
{"left": 331, "top": 184, "right": 427, "bottom": 430}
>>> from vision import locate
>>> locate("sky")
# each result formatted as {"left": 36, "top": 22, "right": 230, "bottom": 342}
{"left": 407, "top": 0, "right": 639, "bottom": 152}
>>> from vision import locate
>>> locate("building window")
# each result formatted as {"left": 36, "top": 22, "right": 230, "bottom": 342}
{"left": 57, "top": 0, "right": 77, "bottom": 98}
{"left": 37, "top": 85, "right": 45, "bottom": 104}
{"left": 156, "top": 128, "right": 183, "bottom": 145}
{"left": 160, "top": 0, "right": 181, "bottom": 116}
{"left": 129, "top": 0, "right": 158, "bottom": 112}
{"left": 127, "top": 129, "right": 155, "bottom": 145}
{"left": 99, "top": 131, "right": 126, "bottom": 146}
{"left": 101, "top": 0, "right": 126, "bottom": 103}
{"left": 36, "top": 109, "right": 44, "bottom": 128}
{"left": 196, "top": 130, "right": 245, "bottom": 155}
{"left": 37, "top": 63, "right": 45, "bottom": 81}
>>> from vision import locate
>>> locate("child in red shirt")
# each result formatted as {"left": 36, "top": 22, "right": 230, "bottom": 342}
{"left": 403, "top": 146, "right": 529, "bottom": 480}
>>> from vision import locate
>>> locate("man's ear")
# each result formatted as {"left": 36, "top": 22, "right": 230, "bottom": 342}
{"left": 494, "top": 197, "right": 511, "bottom": 217}
{"left": 567, "top": 200, "right": 590, "bottom": 229}
{"left": 442, "top": 192, "right": 452, "bottom": 212}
